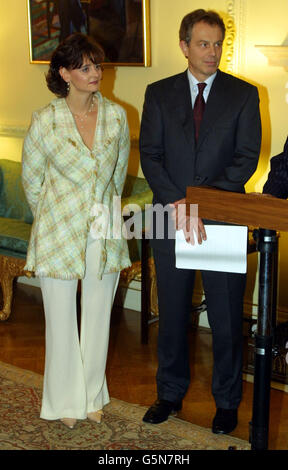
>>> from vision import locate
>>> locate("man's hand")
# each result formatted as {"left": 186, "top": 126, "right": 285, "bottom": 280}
{"left": 169, "top": 197, "right": 207, "bottom": 245}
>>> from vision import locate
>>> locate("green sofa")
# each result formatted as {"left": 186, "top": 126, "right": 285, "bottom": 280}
{"left": 0, "top": 158, "right": 153, "bottom": 322}
{"left": 0, "top": 159, "right": 33, "bottom": 259}
{"left": 0, "top": 159, "right": 34, "bottom": 320}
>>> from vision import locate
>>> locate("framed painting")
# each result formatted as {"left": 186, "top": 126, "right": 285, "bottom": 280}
{"left": 27, "top": 0, "right": 151, "bottom": 66}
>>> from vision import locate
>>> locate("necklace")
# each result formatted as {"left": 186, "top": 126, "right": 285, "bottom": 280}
{"left": 71, "top": 94, "right": 96, "bottom": 130}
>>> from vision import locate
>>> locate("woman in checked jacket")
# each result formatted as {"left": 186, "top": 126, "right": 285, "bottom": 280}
{"left": 22, "top": 33, "right": 131, "bottom": 429}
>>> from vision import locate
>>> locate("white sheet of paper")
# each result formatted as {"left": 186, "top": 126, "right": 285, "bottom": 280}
{"left": 175, "top": 225, "right": 248, "bottom": 273}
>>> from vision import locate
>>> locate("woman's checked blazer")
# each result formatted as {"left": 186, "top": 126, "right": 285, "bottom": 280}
{"left": 22, "top": 91, "right": 131, "bottom": 280}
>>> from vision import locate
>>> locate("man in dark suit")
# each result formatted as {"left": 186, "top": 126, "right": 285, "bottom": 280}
{"left": 263, "top": 138, "right": 288, "bottom": 198}
{"left": 139, "top": 9, "right": 262, "bottom": 434}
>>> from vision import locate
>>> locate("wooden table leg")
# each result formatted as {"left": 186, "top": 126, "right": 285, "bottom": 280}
{"left": 0, "top": 256, "right": 32, "bottom": 321}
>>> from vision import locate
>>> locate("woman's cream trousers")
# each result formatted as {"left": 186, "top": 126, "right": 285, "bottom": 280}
{"left": 39, "top": 235, "right": 119, "bottom": 420}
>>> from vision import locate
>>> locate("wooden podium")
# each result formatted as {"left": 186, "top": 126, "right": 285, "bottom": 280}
{"left": 186, "top": 186, "right": 288, "bottom": 451}
{"left": 186, "top": 186, "right": 288, "bottom": 231}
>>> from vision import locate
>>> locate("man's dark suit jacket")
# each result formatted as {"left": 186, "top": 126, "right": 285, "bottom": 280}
{"left": 140, "top": 69, "right": 262, "bottom": 252}
{"left": 263, "top": 138, "right": 288, "bottom": 198}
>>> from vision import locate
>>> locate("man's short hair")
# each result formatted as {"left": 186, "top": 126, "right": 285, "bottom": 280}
{"left": 179, "top": 9, "right": 226, "bottom": 44}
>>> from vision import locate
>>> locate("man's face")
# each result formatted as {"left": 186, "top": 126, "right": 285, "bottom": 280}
{"left": 180, "top": 21, "right": 224, "bottom": 81}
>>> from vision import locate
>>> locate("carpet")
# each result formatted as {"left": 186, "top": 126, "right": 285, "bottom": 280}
{"left": 0, "top": 361, "right": 250, "bottom": 451}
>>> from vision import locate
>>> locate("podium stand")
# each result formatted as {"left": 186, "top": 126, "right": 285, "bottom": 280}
{"left": 186, "top": 186, "right": 288, "bottom": 450}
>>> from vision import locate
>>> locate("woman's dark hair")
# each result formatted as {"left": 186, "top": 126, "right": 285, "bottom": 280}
{"left": 46, "top": 33, "right": 105, "bottom": 98}
{"left": 179, "top": 9, "right": 226, "bottom": 44}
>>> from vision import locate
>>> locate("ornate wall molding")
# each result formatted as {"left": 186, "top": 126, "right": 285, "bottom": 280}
{"left": 225, "top": 0, "right": 247, "bottom": 74}
{"left": 0, "top": 124, "right": 28, "bottom": 139}
{"left": 255, "top": 45, "right": 288, "bottom": 72}
{"left": 0, "top": 123, "right": 140, "bottom": 148}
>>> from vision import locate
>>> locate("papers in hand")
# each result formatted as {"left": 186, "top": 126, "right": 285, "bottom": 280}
{"left": 175, "top": 225, "right": 248, "bottom": 273}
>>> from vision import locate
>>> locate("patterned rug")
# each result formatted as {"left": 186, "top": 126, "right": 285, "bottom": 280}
{"left": 0, "top": 361, "right": 250, "bottom": 451}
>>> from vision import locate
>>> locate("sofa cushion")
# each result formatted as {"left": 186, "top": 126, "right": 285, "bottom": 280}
{"left": 122, "top": 174, "right": 151, "bottom": 199}
{"left": 0, "top": 159, "right": 33, "bottom": 223}
{"left": 121, "top": 175, "right": 153, "bottom": 263}
{"left": 0, "top": 217, "right": 31, "bottom": 256}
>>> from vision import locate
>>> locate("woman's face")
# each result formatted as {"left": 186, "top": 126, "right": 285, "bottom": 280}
{"left": 60, "top": 57, "right": 103, "bottom": 95}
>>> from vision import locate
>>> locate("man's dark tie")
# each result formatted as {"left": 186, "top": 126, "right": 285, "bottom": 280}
{"left": 193, "top": 83, "right": 206, "bottom": 142}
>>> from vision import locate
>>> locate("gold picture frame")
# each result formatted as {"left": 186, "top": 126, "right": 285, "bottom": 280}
{"left": 27, "top": 0, "right": 151, "bottom": 66}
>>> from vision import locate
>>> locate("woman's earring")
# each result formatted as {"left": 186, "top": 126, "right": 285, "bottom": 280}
{"left": 66, "top": 81, "right": 70, "bottom": 94}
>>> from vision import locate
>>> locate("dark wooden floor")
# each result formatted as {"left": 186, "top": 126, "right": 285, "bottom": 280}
{"left": 0, "top": 282, "right": 288, "bottom": 450}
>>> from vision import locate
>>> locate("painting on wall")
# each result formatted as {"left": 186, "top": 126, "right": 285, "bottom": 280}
{"left": 27, "top": 0, "right": 151, "bottom": 66}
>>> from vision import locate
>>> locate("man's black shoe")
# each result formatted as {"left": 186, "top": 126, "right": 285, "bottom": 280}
{"left": 212, "top": 408, "right": 238, "bottom": 434}
{"left": 143, "top": 399, "right": 182, "bottom": 424}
